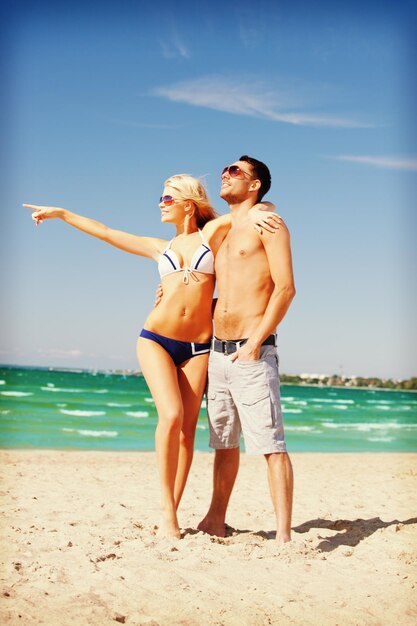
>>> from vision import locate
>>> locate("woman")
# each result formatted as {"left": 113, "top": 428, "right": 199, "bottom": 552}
{"left": 24, "top": 173, "right": 279, "bottom": 538}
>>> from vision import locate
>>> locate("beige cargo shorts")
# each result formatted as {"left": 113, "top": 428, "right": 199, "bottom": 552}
{"left": 207, "top": 345, "right": 287, "bottom": 455}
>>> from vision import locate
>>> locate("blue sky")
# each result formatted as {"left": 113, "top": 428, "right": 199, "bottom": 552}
{"left": 2, "top": 0, "right": 416, "bottom": 379}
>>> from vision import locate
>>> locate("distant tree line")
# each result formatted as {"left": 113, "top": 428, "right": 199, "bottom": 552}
{"left": 280, "top": 374, "right": 417, "bottom": 391}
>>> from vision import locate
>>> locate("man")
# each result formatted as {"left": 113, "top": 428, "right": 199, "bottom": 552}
{"left": 198, "top": 155, "right": 295, "bottom": 543}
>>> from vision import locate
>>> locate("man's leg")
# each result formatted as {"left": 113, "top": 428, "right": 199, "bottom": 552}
{"left": 265, "top": 451, "right": 293, "bottom": 542}
{"left": 197, "top": 447, "right": 240, "bottom": 537}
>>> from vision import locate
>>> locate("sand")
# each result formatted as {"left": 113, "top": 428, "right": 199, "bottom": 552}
{"left": 0, "top": 450, "right": 416, "bottom": 626}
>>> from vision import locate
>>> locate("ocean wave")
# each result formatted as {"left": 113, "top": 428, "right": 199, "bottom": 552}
{"left": 1, "top": 391, "right": 33, "bottom": 397}
{"left": 41, "top": 387, "right": 83, "bottom": 393}
{"left": 367, "top": 437, "right": 394, "bottom": 442}
{"left": 107, "top": 402, "right": 132, "bottom": 407}
{"left": 0, "top": 380, "right": 5, "bottom": 385}
{"left": 144, "top": 397, "right": 154, "bottom": 403}
{"left": 366, "top": 400, "right": 393, "bottom": 404}
{"left": 311, "top": 399, "right": 355, "bottom": 404}
{"left": 286, "top": 426, "right": 316, "bottom": 431}
{"left": 126, "top": 411, "right": 149, "bottom": 418}
{"left": 62, "top": 428, "right": 118, "bottom": 437}
{"left": 333, "top": 405, "right": 349, "bottom": 410}
{"left": 92, "top": 389, "right": 109, "bottom": 394}
{"left": 372, "top": 405, "right": 391, "bottom": 410}
{"left": 288, "top": 400, "right": 308, "bottom": 406}
{"left": 197, "top": 424, "right": 207, "bottom": 430}
{"left": 321, "top": 421, "right": 414, "bottom": 431}
{"left": 283, "top": 409, "right": 303, "bottom": 414}
{"left": 59, "top": 409, "right": 106, "bottom": 417}
{"left": 0, "top": 410, "right": 11, "bottom": 414}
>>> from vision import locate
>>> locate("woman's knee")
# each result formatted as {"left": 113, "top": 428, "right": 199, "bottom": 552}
{"left": 158, "top": 407, "right": 184, "bottom": 430}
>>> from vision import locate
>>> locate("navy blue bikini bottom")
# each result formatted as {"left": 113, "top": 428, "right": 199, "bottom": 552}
{"left": 139, "top": 329, "right": 211, "bottom": 366}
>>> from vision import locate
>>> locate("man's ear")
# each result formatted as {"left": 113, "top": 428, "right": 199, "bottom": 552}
{"left": 249, "top": 179, "right": 261, "bottom": 194}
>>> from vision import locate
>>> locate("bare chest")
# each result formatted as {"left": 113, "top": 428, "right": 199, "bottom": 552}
{"left": 215, "top": 228, "right": 264, "bottom": 274}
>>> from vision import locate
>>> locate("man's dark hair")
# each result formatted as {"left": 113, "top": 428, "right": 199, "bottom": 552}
{"left": 239, "top": 154, "right": 271, "bottom": 202}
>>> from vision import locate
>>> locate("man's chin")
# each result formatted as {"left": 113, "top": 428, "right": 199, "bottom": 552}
{"left": 220, "top": 190, "right": 236, "bottom": 204}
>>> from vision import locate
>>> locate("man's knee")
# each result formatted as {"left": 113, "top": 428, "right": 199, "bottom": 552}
{"left": 264, "top": 451, "right": 291, "bottom": 466}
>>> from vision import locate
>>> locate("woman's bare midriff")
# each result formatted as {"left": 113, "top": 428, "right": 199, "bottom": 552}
{"left": 143, "top": 273, "right": 215, "bottom": 342}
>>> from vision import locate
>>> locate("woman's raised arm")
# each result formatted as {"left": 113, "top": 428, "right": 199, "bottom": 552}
{"left": 23, "top": 204, "right": 166, "bottom": 260}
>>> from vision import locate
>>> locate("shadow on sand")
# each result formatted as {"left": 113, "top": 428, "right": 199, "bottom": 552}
{"left": 291, "top": 516, "right": 417, "bottom": 552}
{"left": 182, "top": 517, "right": 417, "bottom": 551}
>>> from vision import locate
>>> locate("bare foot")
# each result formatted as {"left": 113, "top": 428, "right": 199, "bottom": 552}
{"left": 157, "top": 511, "right": 181, "bottom": 539}
{"left": 197, "top": 515, "right": 226, "bottom": 537}
{"left": 157, "top": 520, "right": 181, "bottom": 540}
{"left": 276, "top": 533, "right": 292, "bottom": 543}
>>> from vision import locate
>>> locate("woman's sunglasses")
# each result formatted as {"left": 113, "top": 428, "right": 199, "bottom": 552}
{"left": 159, "top": 195, "right": 180, "bottom": 206}
{"left": 221, "top": 165, "right": 252, "bottom": 179}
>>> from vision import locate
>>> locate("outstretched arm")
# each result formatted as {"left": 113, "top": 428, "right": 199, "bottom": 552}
{"left": 23, "top": 204, "right": 166, "bottom": 260}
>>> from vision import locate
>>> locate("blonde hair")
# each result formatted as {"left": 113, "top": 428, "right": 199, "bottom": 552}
{"left": 164, "top": 174, "right": 218, "bottom": 228}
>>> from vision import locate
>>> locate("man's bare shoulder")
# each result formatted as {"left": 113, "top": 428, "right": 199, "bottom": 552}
{"left": 257, "top": 216, "right": 291, "bottom": 246}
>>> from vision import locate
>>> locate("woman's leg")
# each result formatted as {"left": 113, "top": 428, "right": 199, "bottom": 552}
{"left": 175, "top": 354, "right": 209, "bottom": 509}
{"left": 137, "top": 337, "right": 183, "bottom": 538}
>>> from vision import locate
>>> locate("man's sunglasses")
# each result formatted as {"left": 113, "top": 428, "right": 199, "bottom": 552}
{"left": 159, "top": 195, "right": 180, "bottom": 206}
{"left": 221, "top": 165, "right": 252, "bottom": 179}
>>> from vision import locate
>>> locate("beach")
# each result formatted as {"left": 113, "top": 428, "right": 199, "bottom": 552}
{"left": 1, "top": 450, "right": 416, "bottom": 625}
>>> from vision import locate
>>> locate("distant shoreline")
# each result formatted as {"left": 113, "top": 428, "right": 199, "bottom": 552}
{"left": 1, "top": 364, "right": 416, "bottom": 392}
{"left": 280, "top": 382, "right": 417, "bottom": 393}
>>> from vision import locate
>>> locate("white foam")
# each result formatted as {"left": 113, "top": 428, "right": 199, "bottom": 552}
{"left": 41, "top": 387, "right": 82, "bottom": 393}
{"left": 367, "top": 437, "right": 394, "bottom": 443}
{"left": 311, "top": 399, "right": 355, "bottom": 404}
{"left": 93, "top": 389, "right": 109, "bottom": 394}
{"left": 286, "top": 426, "right": 315, "bottom": 432}
{"left": 289, "top": 400, "right": 308, "bottom": 406}
{"left": 59, "top": 409, "right": 106, "bottom": 417}
{"left": 107, "top": 402, "right": 132, "bottom": 407}
{"left": 62, "top": 428, "right": 118, "bottom": 437}
{"left": 144, "top": 397, "right": 154, "bottom": 403}
{"left": 197, "top": 424, "right": 207, "bottom": 430}
{"left": 0, "top": 380, "right": 6, "bottom": 385}
{"left": 1, "top": 391, "right": 33, "bottom": 397}
{"left": 373, "top": 405, "right": 391, "bottom": 410}
{"left": 126, "top": 411, "right": 149, "bottom": 418}
{"left": 366, "top": 400, "right": 393, "bottom": 404}
{"left": 333, "top": 405, "right": 349, "bottom": 410}
{"left": 322, "top": 421, "right": 412, "bottom": 431}
{"left": 0, "top": 410, "right": 10, "bottom": 414}
{"left": 283, "top": 409, "right": 303, "bottom": 414}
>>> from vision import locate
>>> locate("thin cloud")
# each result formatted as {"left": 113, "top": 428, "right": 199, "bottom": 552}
{"left": 160, "top": 38, "right": 190, "bottom": 59}
{"left": 152, "top": 76, "right": 370, "bottom": 128}
{"left": 238, "top": 6, "right": 265, "bottom": 48}
{"left": 159, "top": 19, "right": 190, "bottom": 60}
{"left": 333, "top": 155, "right": 417, "bottom": 172}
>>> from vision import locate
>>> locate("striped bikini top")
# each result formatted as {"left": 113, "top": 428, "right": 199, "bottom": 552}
{"left": 158, "top": 230, "right": 215, "bottom": 284}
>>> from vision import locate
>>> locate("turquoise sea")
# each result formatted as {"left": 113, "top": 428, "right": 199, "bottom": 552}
{"left": 1, "top": 366, "right": 416, "bottom": 452}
